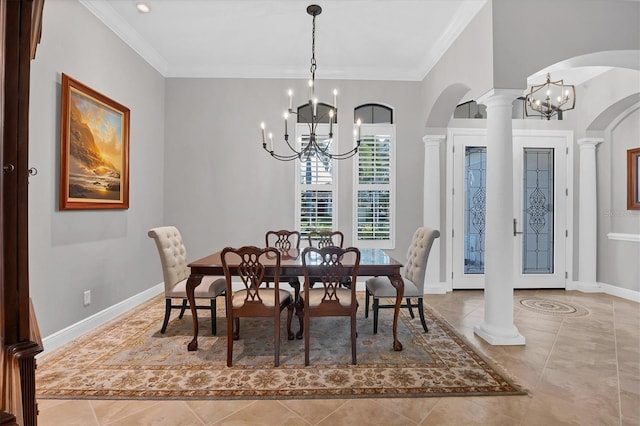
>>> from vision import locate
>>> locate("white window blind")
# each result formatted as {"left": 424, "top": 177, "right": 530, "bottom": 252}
{"left": 295, "top": 124, "right": 337, "bottom": 237}
{"left": 354, "top": 124, "right": 395, "bottom": 248}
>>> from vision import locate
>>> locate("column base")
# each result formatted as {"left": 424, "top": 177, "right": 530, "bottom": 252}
{"left": 474, "top": 322, "right": 526, "bottom": 346}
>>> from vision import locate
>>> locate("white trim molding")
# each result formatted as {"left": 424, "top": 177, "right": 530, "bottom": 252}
{"left": 607, "top": 233, "right": 640, "bottom": 242}
{"left": 568, "top": 281, "right": 640, "bottom": 302}
{"left": 40, "top": 284, "right": 164, "bottom": 356}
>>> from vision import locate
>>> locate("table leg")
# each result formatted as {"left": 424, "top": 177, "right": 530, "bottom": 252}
{"left": 186, "top": 274, "right": 203, "bottom": 351}
{"left": 388, "top": 274, "right": 404, "bottom": 351}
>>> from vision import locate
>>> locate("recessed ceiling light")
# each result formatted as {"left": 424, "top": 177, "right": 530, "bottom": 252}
{"left": 136, "top": 2, "right": 151, "bottom": 13}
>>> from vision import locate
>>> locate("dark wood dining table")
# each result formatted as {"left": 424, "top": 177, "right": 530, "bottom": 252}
{"left": 185, "top": 247, "right": 406, "bottom": 352}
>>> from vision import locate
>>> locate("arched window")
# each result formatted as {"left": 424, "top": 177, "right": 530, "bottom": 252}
{"left": 355, "top": 103, "right": 393, "bottom": 124}
{"left": 353, "top": 103, "right": 395, "bottom": 248}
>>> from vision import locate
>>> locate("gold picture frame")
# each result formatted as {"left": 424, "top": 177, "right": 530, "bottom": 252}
{"left": 628, "top": 147, "right": 640, "bottom": 210}
{"left": 60, "top": 74, "right": 130, "bottom": 210}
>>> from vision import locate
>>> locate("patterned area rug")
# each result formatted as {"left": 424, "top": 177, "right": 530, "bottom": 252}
{"left": 36, "top": 295, "right": 524, "bottom": 400}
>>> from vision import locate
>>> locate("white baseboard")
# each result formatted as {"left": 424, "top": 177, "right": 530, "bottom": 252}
{"left": 40, "top": 283, "right": 164, "bottom": 357}
{"left": 567, "top": 281, "right": 639, "bottom": 302}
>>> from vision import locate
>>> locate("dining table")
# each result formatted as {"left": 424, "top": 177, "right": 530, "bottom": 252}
{"left": 185, "top": 247, "right": 406, "bottom": 352}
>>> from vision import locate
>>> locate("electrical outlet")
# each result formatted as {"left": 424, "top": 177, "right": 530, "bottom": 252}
{"left": 83, "top": 290, "right": 91, "bottom": 307}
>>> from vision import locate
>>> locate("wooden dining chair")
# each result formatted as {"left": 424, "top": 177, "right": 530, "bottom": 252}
{"left": 365, "top": 227, "right": 440, "bottom": 334}
{"left": 306, "top": 230, "right": 344, "bottom": 248}
{"left": 306, "top": 230, "right": 351, "bottom": 289}
{"left": 265, "top": 229, "right": 301, "bottom": 250}
{"left": 221, "top": 246, "right": 294, "bottom": 367}
{"left": 148, "top": 226, "right": 226, "bottom": 335}
{"left": 265, "top": 229, "right": 304, "bottom": 336}
{"left": 301, "top": 246, "right": 360, "bottom": 365}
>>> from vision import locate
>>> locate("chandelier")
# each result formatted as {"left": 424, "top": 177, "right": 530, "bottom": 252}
{"left": 260, "top": 4, "right": 361, "bottom": 162}
{"left": 524, "top": 73, "right": 576, "bottom": 120}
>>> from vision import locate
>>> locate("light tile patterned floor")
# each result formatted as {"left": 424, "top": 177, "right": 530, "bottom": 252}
{"left": 37, "top": 290, "right": 639, "bottom": 425}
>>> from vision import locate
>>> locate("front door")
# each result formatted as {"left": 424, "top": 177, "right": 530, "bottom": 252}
{"left": 450, "top": 129, "right": 571, "bottom": 289}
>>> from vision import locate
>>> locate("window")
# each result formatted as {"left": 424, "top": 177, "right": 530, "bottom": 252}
{"left": 353, "top": 104, "right": 395, "bottom": 248}
{"left": 295, "top": 123, "right": 337, "bottom": 237}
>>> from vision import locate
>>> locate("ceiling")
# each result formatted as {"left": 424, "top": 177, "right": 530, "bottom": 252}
{"left": 79, "top": 0, "right": 487, "bottom": 81}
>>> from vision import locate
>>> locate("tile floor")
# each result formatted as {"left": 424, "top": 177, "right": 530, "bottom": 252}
{"left": 37, "top": 290, "right": 639, "bottom": 425}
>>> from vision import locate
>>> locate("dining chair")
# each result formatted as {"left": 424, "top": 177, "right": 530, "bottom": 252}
{"left": 265, "top": 229, "right": 303, "bottom": 336}
{"left": 365, "top": 227, "right": 440, "bottom": 334}
{"left": 306, "top": 230, "right": 351, "bottom": 289}
{"left": 306, "top": 230, "right": 344, "bottom": 248}
{"left": 221, "top": 246, "right": 295, "bottom": 367}
{"left": 265, "top": 229, "right": 301, "bottom": 250}
{"left": 301, "top": 246, "right": 360, "bottom": 365}
{"left": 148, "top": 226, "right": 226, "bottom": 335}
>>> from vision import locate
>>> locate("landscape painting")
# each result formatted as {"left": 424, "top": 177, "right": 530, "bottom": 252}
{"left": 60, "top": 74, "right": 130, "bottom": 210}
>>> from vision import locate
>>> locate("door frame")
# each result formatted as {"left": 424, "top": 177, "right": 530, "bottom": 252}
{"left": 445, "top": 128, "right": 574, "bottom": 290}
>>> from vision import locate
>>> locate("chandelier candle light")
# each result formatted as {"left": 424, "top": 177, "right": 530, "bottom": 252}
{"left": 524, "top": 73, "right": 576, "bottom": 120}
{"left": 261, "top": 4, "right": 361, "bottom": 161}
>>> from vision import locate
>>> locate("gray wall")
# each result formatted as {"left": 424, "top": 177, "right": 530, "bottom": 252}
{"left": 597, "top": 106, "right": 640, "bottom": 292}
{"left": 491, "top": 0, "right": 640, "bottom": 89}
{"left": 24, "top": 0, "right": 640, "bottom": 340}
{"left": 28, "top": 0, "right": 166, "bottom": 336}
{"left": 163, "top": 78, "right": 424, "bottom": 262}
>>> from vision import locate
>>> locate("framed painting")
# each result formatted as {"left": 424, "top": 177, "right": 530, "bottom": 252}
{"left": 628, "top": 147, "right": 640, "bottom": 210}
{"left": 60, "top": 73, "right": 130, "bottom": 210}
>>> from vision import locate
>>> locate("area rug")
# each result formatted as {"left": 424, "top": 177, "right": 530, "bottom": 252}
{"left": 36, "top": 294, "right": 524, "bottom": 400}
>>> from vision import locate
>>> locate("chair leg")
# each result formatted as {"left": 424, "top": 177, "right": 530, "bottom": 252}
{"left": 351, "top": 313, "right": 357, "bottom": 365}
{"left": 210, "top": 298, "right": 217, "bottom": 335}
{"left": 417, "top": 298, "right": 429, "bottom": 333}
{"left": 304, "top": 309, "right": 310, "bottom": 366}
{"left": 274, "top": 310, "right": 281, "bottom": 367}
{"left": 161, "top": 299, "right": 172, "bottom": 334}
{"left": 178, "top": 299, "right": 188, "bottom": 319}
{"left": 286, "top": 304, "right": 294, "bottom": 340}
{"left": 226, "top": 313, "right": 234, "bottom": 367}
{"left": 406, "top": 297, "right": 415, "bottom": 318}
{"left": 365, "top": 288, "right": 370, "bottom": 318}
{"left": 373, "top": 298, "right": 379, "bottom": 334}
{"left": 233, "top": 318, "right": 240, "bottom": 340}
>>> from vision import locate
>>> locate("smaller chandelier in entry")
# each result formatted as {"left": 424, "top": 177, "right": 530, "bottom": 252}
{"left": 260, "top": 4, "right": 361, "bottom": 162}
{"left": 525, "top": 73, "right": 576, "bottom": 120}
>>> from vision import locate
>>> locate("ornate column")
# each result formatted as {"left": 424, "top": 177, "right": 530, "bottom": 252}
{"left": 576, "top": 137, "right": 603, "bottom": 291}
{"left": 474, "top": 90, "right": 525, "bottom": 345}
{"left": 423, "top": 134, "right": 446, "bottom": 293}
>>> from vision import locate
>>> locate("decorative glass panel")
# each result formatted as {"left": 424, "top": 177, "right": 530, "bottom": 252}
{"left": 522, "top": 148, "right": 554, "bottom": 274}
{"left": 464, "top": 147, "right": 486, "bottom": 274}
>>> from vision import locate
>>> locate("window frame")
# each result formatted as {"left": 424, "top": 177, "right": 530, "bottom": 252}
{"left": 294, "top": 122, "right": 338, "bottom": 238}
{"left": 352, "top": 123, "right": 396, "bottom": 249}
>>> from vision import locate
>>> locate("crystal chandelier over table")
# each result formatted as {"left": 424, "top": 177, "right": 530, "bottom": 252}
{"left": 524, "top": 73, "right": 576, "bottom": 120}
{"left": 260, "top": 4, "right": 361, "bottom": 161}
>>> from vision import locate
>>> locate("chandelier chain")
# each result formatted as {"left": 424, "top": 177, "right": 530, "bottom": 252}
{"left": 310, "top": 13, "right": 317, "bottom": 78}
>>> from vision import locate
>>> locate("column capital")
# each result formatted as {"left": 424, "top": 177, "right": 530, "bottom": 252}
{"left": 422, "top": 134, "right": 445, "bottom": 147}
{"left": 476, "top": 88, "right": 522, "bottom": 106}
{"left": 577, "top": 137, "right": 603, "bottom": 148}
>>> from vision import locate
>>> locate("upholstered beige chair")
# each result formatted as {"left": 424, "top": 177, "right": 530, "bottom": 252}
{"left": 365, "top": 227, "right": 440, "bottom": 334}
{"left": 148, "top": 226, "right": 226, "bottom": 335}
